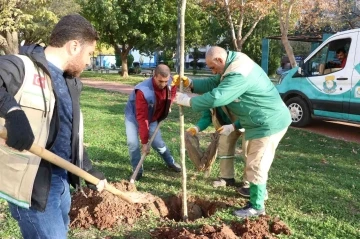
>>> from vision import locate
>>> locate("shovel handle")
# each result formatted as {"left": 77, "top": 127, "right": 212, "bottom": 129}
{"left": 130, "top": 121, "right": 162, "bottom": 183}
{"left": 0, "top": 125, "right": 134, "bottom": 204}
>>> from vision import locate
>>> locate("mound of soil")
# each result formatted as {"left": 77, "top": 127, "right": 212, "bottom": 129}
{"left": 70, "top": 182, "right": 291, "bottom": 239}
{"left": 70, "top": 181, "right": 168, "bottom": 230}
{"left": 152, "top": 216, "right": 291, "bottom": 239}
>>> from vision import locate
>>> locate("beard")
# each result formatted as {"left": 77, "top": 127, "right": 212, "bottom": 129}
{"left": 64, "top": 55, "right": 84, "bottom": 78}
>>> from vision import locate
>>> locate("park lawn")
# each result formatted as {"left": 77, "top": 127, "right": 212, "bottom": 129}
{"left": 0, "top": 86, "right": 359, "bottom": 238}
{"left": 80, "top": 71, "right": 212, "bottom": 86}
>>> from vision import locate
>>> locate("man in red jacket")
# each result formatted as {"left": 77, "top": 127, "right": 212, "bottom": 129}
{"left": 124, "top": 64, "right": 181, "bottom": 180}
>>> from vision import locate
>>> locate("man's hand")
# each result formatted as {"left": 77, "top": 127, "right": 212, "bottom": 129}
{"left": 86, "top": 168, "right": 107, "bottom": 192}
{"left": 171, "top": 75, "right": 192, "bottom": 87}
{"left": 5, "top": 109, "right": 35, "bottom": 151}
{"left": 174, "top": 92, "right": 191, "bottom": 107}
{"left": 142, "top": 144, "right": 150, "bottom": 155}
{"left": 186, "top": 127, "right": 199, "bottom": 136}
{"left": 217, "top": 124, "right": 235, "bottom": 136}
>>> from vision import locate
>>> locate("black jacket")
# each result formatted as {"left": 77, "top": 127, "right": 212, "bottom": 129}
{"left": 0, "top": 44, "right": 94, "bottom": 211}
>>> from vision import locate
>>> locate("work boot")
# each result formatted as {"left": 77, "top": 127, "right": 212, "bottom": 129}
{"left": 234, "top": 202, "right": 265, "bottom": 218}
{"left": 167, "top": 162, "right": 181, "bottom": 172}
{"left": 237, "top": 187, "right": 268, "bottom": 200}
{"left": 213, "top": 178, "right": 235, "bottom": 188}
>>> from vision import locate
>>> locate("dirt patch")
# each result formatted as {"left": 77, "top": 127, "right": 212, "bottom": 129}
{"left": 70, "top": 183, "right": 291, "bottom": 238}
{"left": 70, "top": 181, "right": 168, "bottom": 230}
{"left": 152, "top": 216, "right": 291, "bottom": 239}
{"left": 70, "top": 185, "right": 228, "bottom": 229}
{"left": 163, "top": 195, "right": 228, "bottom": 221}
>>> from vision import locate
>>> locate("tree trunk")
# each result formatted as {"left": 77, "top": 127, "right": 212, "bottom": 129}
{"left": 237, "top": 15, "right": 263, "bottom": 53}
{"left": 114, "top": 44, "right": 130, "bottom": 77}
{"left": 179, "top": 0, "right": 188, "bottom": 222}
{"left": 224, "top": 0, "right": 238, "bottom": 51}
{"left": 281, "top": 35, "right": 297, "bottom": 68}
{"left": 278, "top": 0, "right": 297, "bottom": 68}
{"left": 0, "top": 31, "right": 19, "bottom": 55}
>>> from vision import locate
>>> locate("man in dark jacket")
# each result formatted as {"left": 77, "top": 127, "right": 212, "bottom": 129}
{"left": 125, "top": 64, "right": 181, "bottom": 181}
{"left": 0, "top": 14, "right": 105, "bottom": 239}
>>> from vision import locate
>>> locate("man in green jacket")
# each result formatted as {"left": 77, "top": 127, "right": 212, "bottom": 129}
{"left": 186, "top": 107, "right": 244, "bottom": 187}
{"left": 173, "top": 46, "right": 291, "bottom": 218}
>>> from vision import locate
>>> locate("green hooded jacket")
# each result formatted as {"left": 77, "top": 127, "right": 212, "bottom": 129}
{"left": 190, "top": 51, "right": 291, "bottom": 140}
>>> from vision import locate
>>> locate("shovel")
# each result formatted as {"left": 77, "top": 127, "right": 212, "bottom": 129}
{"left": 130, "top": 121, "right": 162, "bottom": 183}
{"left": 0, "top": 125, "right": 155, "bottom": 204}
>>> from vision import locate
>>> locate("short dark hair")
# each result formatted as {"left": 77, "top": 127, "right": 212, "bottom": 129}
{"left": 154, "top": 64, "right": 170, "bottom": 77}
{"left": 49, "top": 14, "right": 99, "bottom": 47}
{"left": 336, "top": 48, "right": 346, "bottom": 54}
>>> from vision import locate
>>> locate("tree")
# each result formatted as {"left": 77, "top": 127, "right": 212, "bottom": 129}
{"left": 21, "top": 0, "right": 80, "bottom": 45}
{"left": 0, "top": 0, "right": 80, "bottom": 54}
{"left": 0, "top": 0, "right": 33, "bottom": 54}
{"left": 241, "top": 12, "right": 282, "bottom": 75}
{"left": 276, "top": 0, "right": 337, "bottom": 67}
{"left": 200, "top": 0, "right": 275, "bottom": 52}
{"left": 79, "top": 0, "right": 178, "bottom": 77}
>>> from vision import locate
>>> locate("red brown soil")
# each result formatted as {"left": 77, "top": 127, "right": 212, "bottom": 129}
{"left": 70, "top": 181, "right": 291, "bottom": 238}
{"left": 152, "top": 216, "right": 291, "bottom": 239}
{"left": 70, "top": 181, "right": 169, "bottom": 230}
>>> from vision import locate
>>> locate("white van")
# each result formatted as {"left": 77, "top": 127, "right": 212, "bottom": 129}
{"left": 275, "top": 28, "right": 360, "bottom": 127}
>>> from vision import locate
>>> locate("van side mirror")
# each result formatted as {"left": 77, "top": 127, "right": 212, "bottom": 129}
{"left": 297, "top": 59, "right": 308, "bottom": 76}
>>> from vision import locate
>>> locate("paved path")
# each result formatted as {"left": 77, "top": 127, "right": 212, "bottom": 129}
{"left": 82, "top": 79, "right": 360, "bottom": 144}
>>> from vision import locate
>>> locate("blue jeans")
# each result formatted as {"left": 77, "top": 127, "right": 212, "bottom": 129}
{"left": 8, "top": 174, "right": 71, "bottom": 239}
{"left": 125, "top": 118, "right": 175, "bottom": 174}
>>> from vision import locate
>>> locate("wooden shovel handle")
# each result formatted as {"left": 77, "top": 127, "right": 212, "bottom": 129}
{"left": 0, "top": 125, "right": 134, "bottom": 204}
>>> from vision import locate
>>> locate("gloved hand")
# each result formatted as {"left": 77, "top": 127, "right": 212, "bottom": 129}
{"left": 174, "top": 92, "right": 191, "bottom": 107}
{"left": 171, "top": 75, "right": 192, "bottom": 87}
{"left": 217, "top": 124, "right": 235, "bottom": 136}
{"left": 186, "top": 127, "right": 199, "bottom": 136}
{"left": 86, "top": 168, "right": 107, "bottom": 192}
{"left": 142, "top": 144, "right": 150, "bottom": 155}
{"left": 5, "top": 110, "right": 35, "bottom": 151}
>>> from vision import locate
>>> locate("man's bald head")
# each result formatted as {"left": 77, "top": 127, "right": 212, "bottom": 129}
{"left": 206, "top": 46, "right": 227, "bottom": 61}
{"left": 153, "top": 64, "right": 171, "bottom": 89}
{"left": 205, "top": 46, "right": 228, "bottom": 74}
{"left": 154, "top": 64, "right": 171, "bottom": 77}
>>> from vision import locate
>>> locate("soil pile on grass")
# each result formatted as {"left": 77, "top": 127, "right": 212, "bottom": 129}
{"left": 70, "top": 181, "right": 169, "bottom": 230}
{"left": 152, "top": 215, "right": 291, "bottom": 239}
{"left": 70, "top": 187, "right": 229, "bottom": 230}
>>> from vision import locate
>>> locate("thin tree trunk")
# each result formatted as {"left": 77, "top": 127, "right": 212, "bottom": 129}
{"left": 278, "top": 0, "right": 297, "bottom": 67}
{"left": 179, "top": 0, "right": 188, "bottom": 222}
{"left": 224, "top": 0, "right": 238, "bottom": 51}
{"left": 237, "top": 15, "right": 263, "bottom": 52}
{"left": 0, "top": 31, "right": 19, "bottom": 55}
{"left": 114, "top": 44, "right": 131, "bottom": 77}
{"left": 176, "top": 1, "right": 181, "bottom": 73}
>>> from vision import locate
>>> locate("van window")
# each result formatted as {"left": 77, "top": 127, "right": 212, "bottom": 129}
{"left": 307, "top": 38, "right": 351, "bottom": 76}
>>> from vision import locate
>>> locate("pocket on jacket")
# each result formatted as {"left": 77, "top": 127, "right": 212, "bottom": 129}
{"left": 0, "top": 147, "right": 29, "bottom": 198}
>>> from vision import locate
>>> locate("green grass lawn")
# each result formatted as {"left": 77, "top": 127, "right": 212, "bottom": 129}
{"left": 1, "top": 87, "right": 359, "bottom": 238}
{"left": 80, "top": 71, "right": 212, "bottom": 86}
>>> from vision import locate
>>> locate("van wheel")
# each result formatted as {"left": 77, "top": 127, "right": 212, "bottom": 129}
{"left": 285, "top": 97, "right": 311, "bottom": 127}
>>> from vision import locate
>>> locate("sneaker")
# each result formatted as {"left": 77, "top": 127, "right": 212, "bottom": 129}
{"left": 236, "top": 187, "right": 269, "bottom": 200}
{"left": 213, "top": 178, "right": 235, "bottom": 187}
{"left": 167, "top": 162, "right": 181, "bottom": 172}
{"left": 234, "top": 202, "right": 265, "bottom": 218}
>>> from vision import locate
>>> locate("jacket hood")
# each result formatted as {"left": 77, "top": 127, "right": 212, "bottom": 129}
{"left": 224, "top": 51, "right": 237, "bottom": 73}
{"left": 19, "top": 44, "right": 51, "bottom": 76}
